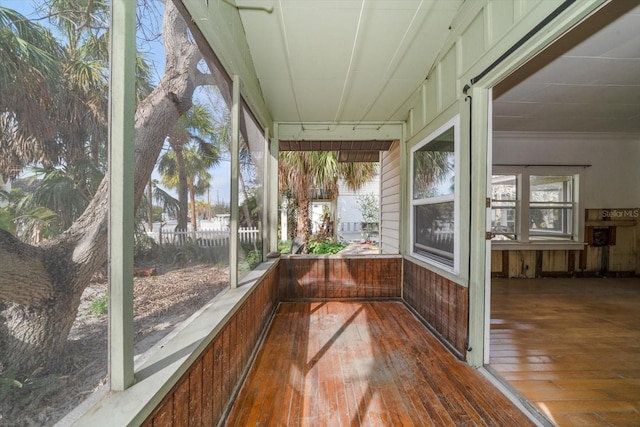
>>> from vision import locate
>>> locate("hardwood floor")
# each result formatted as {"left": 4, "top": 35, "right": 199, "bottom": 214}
{"left": 490, "top": 277, "right": 640, "bottom": 426}
{"left": 226, "top": 301, "right": 534, "bottom": 426}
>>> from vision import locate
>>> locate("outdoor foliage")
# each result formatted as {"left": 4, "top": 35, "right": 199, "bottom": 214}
{"left": 278, "top": 151, "right": 377, "bottom": 252}
{"left": 307, "top": 236, "right": 346, "bottom": 255}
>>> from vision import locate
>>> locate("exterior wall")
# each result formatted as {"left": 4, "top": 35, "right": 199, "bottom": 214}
{"left": 380, "top": 141, "right": 401, "bottom": 254}
{"left": 403, "top": 259, "right": 469, "bottom": 357}
{"left": 401, "top": 0, "right": 605, "bottom": 365}
{"left": 142, "top": 262, "right": 280, "bottom": 426}
{"left": 279, "top": 255, "right": 402, "bottom": 300}
{"left": 336, "top": 175, "right": 380, "bottom": 243}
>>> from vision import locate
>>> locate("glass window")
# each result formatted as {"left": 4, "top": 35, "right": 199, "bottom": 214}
{"left": 491, "top": 172, "right": 578, "bottom": 243}
{"left": 529, "top": 175, "right": 573, "bottom": 239}
{"left": 491, "top": 175, "right": 517, "bottom": 240}
{"left": 238, "top": 103, "right": 264, "bottom": 276}
{"left": 411, "top": 117, "right": 459, "bottom": 271}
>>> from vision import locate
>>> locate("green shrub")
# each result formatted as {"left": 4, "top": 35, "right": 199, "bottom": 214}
{"left": 307, "top": 238, "right": 345, "bottom": 255}
{"left": 278, "top": 239, "right": 292, "bottom": 253}
{"left": 90, "top": 294, "right": 108, "bottom": 316}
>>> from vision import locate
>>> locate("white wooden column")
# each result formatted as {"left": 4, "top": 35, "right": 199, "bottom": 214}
{"left": 467, "top": 86, "right": 490, "bottom": 368}
{"left": 262, "top": 127, "right": 270, "bottom": 259}
{"left": 230, "top": 75, "right": 240, "bottom": 288}
{"left": 269, "top": 123, "right": 279, "bottom": 250}
{"left": 108, "top": 0, "right": 136, "bottom": 391}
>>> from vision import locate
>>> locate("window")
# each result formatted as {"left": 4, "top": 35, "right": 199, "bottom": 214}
{"left": 529, "top": 175, "right": 573, "bottom": 239}
{"left": 491, "top": 168, "right": 581, "bottom": 244}
{"left": 411, "top": 116, "right": 459, "bottom": 271}
{"left": 490, "top": 175, "right": 517, "bottom": 240}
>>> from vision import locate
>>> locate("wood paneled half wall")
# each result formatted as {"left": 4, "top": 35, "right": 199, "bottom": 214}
{"left": 142, "top": 263, "right": 280, "bottom": 426}
{"left": 278, "top": 255, "right": 402, "bottom": 300}
{"left": 403, "top": 259, "right": 468, "bottom": 358}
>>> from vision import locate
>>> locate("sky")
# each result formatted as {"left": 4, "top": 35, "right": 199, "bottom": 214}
{"left": 1, "top": 0, "right": 232, "bottom": 204}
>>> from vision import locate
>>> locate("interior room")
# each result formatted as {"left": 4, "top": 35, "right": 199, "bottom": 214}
{"left": 490, "top": 1, "right": 640, "bottom": 425}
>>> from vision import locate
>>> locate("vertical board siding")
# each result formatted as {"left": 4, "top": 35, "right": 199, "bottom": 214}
{"left": 380, "top": 141, "right": 401, "bottom": 254}
{"left": 403, "top": 259, "right": 468, "bottom": 356}
{"left": 142, "top": 263, "right": 280, "bottom": 426}
{"left": 279, "top": 256, "right": 402, "bottom": 300}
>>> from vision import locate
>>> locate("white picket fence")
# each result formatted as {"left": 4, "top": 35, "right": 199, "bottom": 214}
{"left": 146, "top": 227, "right": 259, "bottom": 247}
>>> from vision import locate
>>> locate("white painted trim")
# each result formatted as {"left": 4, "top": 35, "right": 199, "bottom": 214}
{"left": 409, "top": 115, "right": 461, "bottom": 275}
{"left": 108, "top": 0, "right": 136, "bottom": 392}
{"left": 230, "top": 76, "right": 240, "bottom": 288}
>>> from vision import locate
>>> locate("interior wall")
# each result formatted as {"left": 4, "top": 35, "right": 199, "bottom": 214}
{"left": 491, "top": 132, "right": 640, "bottom": 277}
{"left": 493, "top": 132, "right": 640, "bottom": 207}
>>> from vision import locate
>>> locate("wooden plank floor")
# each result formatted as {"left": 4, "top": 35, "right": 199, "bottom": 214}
{"left": 491, "top": 277, "right": 640, "bottom": 426}
{"left": 226, "top": 301, "right": 534, "bottom": 426}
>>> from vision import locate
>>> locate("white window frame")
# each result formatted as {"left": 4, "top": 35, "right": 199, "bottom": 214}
{"left": 410, "top": 115, "right": 460, "bottom": 274}
{"left": 491, "top": 166, "right": 584, "bottom": 249}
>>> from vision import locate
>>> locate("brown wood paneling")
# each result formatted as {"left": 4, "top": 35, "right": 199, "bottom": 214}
{"left": 279, "top": 255, "right": 402, "bottom": 300}
{"left": 226, "top": 301, "right": 534, "bottom": 426}
{"left": 144, "top": 263, "right": 280, "bottom": 426}
{"left": 402, "top": 259, "right": 468, "bottom": 356}
{"left": 188, "top": 358, "right": 202, "bottom": 426}
{"left": 173, "top": 378, "right": 189, "bottom": 425}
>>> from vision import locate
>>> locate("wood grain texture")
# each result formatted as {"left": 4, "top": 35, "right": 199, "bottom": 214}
{"left": 491, "top": 277, "right": 640, "bottom": 427}
{"left": 403, "top": 259, "right": 468, "bottom": 356}
{"left": 143, "top": 263, "right": 280, "bottom": 426}
{"left": 279, "top": 255, "right": 401, "bottom": 300}
{"left": 226, "top": 301, "right": 534, "bottom": 426}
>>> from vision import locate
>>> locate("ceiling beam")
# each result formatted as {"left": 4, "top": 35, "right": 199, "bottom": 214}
{"left": 278, "top": 122, "right": 403, "bottom": 141}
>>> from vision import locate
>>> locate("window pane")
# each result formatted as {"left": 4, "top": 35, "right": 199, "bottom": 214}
{"left": 238, "top": 103, "right": 264, "bottom": 277}
{"left": 529, "top": 207, "right": 573, "bottom": 237}
{"left": 492, "top": 175, "right": 516, "bottom": 200}
{"left": 413, "top": 127, "right": 455, "bottom": 199}
{"left": 0, "top": 3, "right": 111, "bottom": 423}
{"left": 414, "top": 202, "right": 454, "bottom": 265}
{"left": 529, "top": 176, "right": 573, "bottom": 238}
{"left": 491, "top": 175, "right": 517, "bottom": 240}
{"left": 530, "top": 175, "right": 573, "bottom": 203}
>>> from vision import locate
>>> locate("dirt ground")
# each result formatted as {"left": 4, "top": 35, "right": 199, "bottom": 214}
{"left": 0, "top": 264, "right": 230, "bottom": 427}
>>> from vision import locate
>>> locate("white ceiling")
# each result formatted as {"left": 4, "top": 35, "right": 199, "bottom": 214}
{"left": 493, "top": 1, "right": 640, "bottom": 134}
{"left": 234, "top": 0, "right": 640, "bottom": 136}
{"left": 236, "top": 0, "right": 462, "bottom": 125}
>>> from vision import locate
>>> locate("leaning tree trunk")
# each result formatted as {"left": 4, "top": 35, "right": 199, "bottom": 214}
{"left": 0, "top": 1, "right": 206, "bottom": 376}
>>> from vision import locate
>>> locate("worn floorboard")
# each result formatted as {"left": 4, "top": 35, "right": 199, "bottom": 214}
{"left": 491, "top": 277, "right": 640, "bottom": 427}
{"left": 226, "top": 301, "right": 533, "bottom": 426}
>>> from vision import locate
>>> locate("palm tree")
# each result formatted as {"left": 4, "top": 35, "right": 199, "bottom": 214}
{"left": 159, "top": 103, "right": 221, "bottom": 232}
{"left": 278, "top": 151, "right": 378, "bottom": 251}
{"left": 412, "top": 150, "right": 454, "bottom": 198}
{"left": 0, "top": 6, "right": 62, "bottom": 179}
{"left": 0, "top": 0, "right": 217, "bottom": 376}
{"left": 159, "top": 145, "right": 214, "bottom": 232}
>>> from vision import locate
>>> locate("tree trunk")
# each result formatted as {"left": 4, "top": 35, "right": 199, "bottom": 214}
{"left": 147, "top": 179, "right": 154, "bottom": 231}
{"left": 189, "top": 182, "right": 197, "bottom": 233}
{"left": 0, "top": 1, "right": 204, "bottom": 376}
{"left": 173, "top": 142, "right": 189, "bottom": 238}
{"left": 238, "top": 172, "right": 253, "bottom": 228}
{"left": 296, "top": 194, "right": 311, "bottom": 254}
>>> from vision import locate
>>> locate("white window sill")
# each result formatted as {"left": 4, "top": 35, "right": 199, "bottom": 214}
{"left": 491, "top": 241, "right": 587, "bottom": 251}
